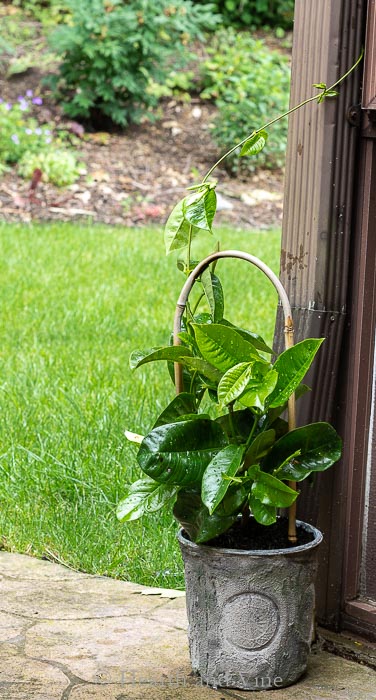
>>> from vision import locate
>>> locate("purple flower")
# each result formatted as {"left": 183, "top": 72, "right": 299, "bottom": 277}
{"left": 25, "top": 128, "right": 33, "bottom": 135}
{"left": 32, "top": 97, "right": 43, "bottom": 106}
{"left": 5, "top": 103, "right": 12, "bottom": 111}
{"left": 34, "top": 127, "right": 42, "bottom": 135}
{"left": 0, "top": 98, "right": 3, "bottom": 104}
{"left": 45, "top": 137, "right": 52, "bottom": 144}
{"left": 11, "top": 134, "right": 20, "bottom": 145}
{"left": 19, "top": 101, "right": 28, "bottom": 112}
{"left": 44, "top": 129, "right": 51, "bottom": 135}
{"left": 26, "top": 89, "right": 33, "bottom": 98}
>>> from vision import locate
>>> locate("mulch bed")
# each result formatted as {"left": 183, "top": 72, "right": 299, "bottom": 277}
{"left": 0, "top": 67, "right": 284, "bottom": 230}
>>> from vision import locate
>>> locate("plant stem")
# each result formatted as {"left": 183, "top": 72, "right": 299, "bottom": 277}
{"left": 191, "top": 291, "right": 205, "bottom": 316}
{"left": 186, "top": 224, "right": 193, "bottom": 271}
{"left": 228, "top": 403, "right": 236, "bottom": 441}
{"left": 245, "top": 410, "right": 259, "bottom": 449}
{"left": 202, "top": 50, "right": 364, "bottom": 184}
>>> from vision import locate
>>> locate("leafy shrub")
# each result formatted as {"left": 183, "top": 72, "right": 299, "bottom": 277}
{"left": 49, "top": 0, "right": 220, "bottom": 127}
{"left": 200, "top": 29, "right": 291, "bottom": 173}
{"left": 18, "top": 149, "right": 83, "bottom": 186}
{"left": 193, "top": 0, "right": 295, "bottom": 28}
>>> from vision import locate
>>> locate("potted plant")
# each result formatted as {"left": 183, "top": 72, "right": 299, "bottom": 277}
{"left": 116, "top": 55, "right": 362, "bottom": 691}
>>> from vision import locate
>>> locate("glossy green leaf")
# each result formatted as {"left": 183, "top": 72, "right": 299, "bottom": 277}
{"left": 116, "top": 478, "right": 177, "bottom": 522}
{"left": 183, "top": 188, "right": 217, "bottom": 232}
{"left": 240, "top": 130, "right": 268, "bottom": 157}
{"left": 268, "top": 338, "right": 324, "bottom": 408}
{"left": 221, "top": 320, "right": 273, "bottom": 354}
{"left": 245, "top": 429, "right": 276, "bottom": 465}
{"left": 137, "top": 417, "right": 228, "bottom": 486}
{"left": 249, "top": 493, "right": 277, "bottom": 526}
{"left": 153, "top": 393, "right": 197, "bottom": 428}
{"left": 130, "top": 345, "right": 192, "bottom": 370}
{"left": 216, "top": 408, "right": 256, "bottom": 442}
{"left": 218, "top": 362, "right": 254, "bottom": 405}
{"left": 266, "top": 383, "right": 311, "bottom": 425}
{"left": 264, "top": 422, "right": 342, "bottom": 481}
{"left": 164, "top": 198, "right": 192, "bottom": 254}
{"left": 181, "top": 356, "right": 223, "bottom": 384}
{"left": 250, "top": 468, "right": 298, "bottom": 508}
{"left": 201, "top": 269, "right": 224, "bottom": 322}
{"left": 173, "top": 488, "right": 238, "bottom": 543}
{"left": 202, "top": 444, "right": 244, "bottom": 514}
{"left": 193, "top": 323, "right": 263, "bottom": 372}
{"left": 218, "top": 483, "right": 247, "bottom": 515}
{"left": 239, "top": 365, "right": 278, "bottom": 411}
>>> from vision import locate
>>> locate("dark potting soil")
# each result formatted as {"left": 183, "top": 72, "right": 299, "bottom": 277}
{"left": 204, "top": 517, "right": 314, "bottom": 551}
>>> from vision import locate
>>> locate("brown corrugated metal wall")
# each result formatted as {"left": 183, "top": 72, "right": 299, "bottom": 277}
{"left": 275, "top": 0, "right": 370, "bottom": 631}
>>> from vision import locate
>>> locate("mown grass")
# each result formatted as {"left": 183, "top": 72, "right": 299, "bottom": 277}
{"left": 0, "top": 221, "right": 281, "bottom": 588}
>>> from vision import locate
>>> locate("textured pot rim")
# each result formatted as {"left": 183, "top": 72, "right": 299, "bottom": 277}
{"left": 178, "top": 519, "right": 323, "bottom": 557}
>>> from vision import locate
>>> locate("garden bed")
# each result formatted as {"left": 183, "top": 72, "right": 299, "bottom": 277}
{"left": 0, "top": 77, "right": 284, "bottom": 228}
{"left": 0, "top": 5, "right": 286, "bottom": 230}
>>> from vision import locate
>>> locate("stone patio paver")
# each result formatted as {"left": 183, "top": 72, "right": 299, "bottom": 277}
{"left": 0, "top": 551, "right": 375, "bottom": 700}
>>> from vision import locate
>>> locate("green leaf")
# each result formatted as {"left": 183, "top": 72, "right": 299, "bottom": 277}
{"left": 313, "top": 82, "right": 326, "bottom": 89}
{"left": 164, "top": 198, "right": 191, "bottom": 254}
{"left": 239, "top": 364, "right": 278, "bottom": 411}
{"left": 193, "top": 323, "right": 263, "bottom": 372}
{"left": 324, "top": 89, "right": 339, "bottom": 98}
{"left": 137, "top": 417, "right": 228, "bottom": 486}
{"left": 245, "top": 429, "right": 276, "bottom": 465}
{"left": 201, "top": 269, "right": 224, "bottom": 322}
{"left": 268, "top": 338, "right": 324, "bottom": 408}
{"left": 249, "top": 493, "right": 277, "bottom": 526}
{"left": 216, "top": 408, "right": 256, "bottom": 442}
{"left": 250, "top": 468, "right": 298, "bottom": 508}
{"left": 173, "top": 488, "right": 238, "bottom": 543}
{"left": 116, "top": 478, "right": 177, "bottom": 522}
{"left": 217, "top": 483, "right": 247, "bottom": 515}
{"left": 218, "top": 362, "right": 254, "bottom": 405}
{"left": 221, "top": 321, "right": 273, "bottom": 354}
{"left": 240, "top": 130, "right": 268, "bottom": 157}
{"left": 181, "top": 356, "right": 223, "bottom": 385}
{"left": 153, "top": 393, "right": 197, "bottom": 428}
{"left": 130, "top": 345, "right": 193, "bottom": 370}
{"left": 202, "top": 444, "right": 244, "bottom": 514}
{"left": 183, "top": 188, "right": 217, "bottom": 232}
{"left": 264, "top": 422, "right": 342, "bottom": 481}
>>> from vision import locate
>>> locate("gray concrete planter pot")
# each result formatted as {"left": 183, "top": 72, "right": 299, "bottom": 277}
{"left": 178, "top": 520, "right": 323, "bottom": 691}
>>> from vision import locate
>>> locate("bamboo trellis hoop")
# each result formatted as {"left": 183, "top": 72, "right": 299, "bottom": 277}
{"left": 173, "top": 250, "right": 297, "bottom": 544}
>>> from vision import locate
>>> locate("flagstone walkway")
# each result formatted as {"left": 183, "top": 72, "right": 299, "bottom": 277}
{"left": 0, "top": 551, "right": 375, "bottom": 699}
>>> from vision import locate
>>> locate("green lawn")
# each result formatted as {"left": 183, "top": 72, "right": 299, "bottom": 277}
{"left": 0, "top": 221, "right": 281, "bottom": 588}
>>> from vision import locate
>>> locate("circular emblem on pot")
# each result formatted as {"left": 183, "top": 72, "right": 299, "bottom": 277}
{"left": 222, "top": 592, "right": 280, "bottom": 651}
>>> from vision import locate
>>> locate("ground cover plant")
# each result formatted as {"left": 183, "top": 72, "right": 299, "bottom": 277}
{"left": 0, "top": 221, "right": 281, "bottom": 587}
